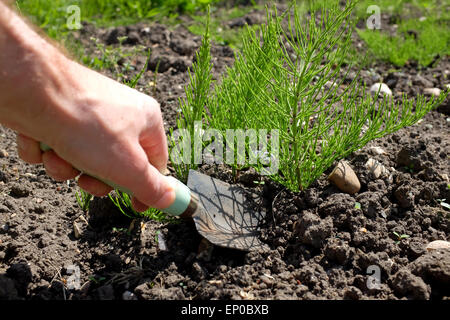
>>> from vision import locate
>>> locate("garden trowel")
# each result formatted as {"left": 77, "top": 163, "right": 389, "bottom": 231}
{"left": 40, "top": 143, "right": 266, "bottom": 251}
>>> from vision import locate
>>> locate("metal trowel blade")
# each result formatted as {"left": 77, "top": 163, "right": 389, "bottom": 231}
{"left": 186, "top": 170, "right": 266, "bottom": 251}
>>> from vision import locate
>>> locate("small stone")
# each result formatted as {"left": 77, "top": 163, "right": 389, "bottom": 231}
{"left": 423, "top": 88, "right": 441, "bottom": 97}
{"left": 0, "top": 149, "right": 8, "bottom": 158}
{"left": 328, "top": 161, "right": 361, "bottom": 194}
{"left": 239, "top": 290, "right": 255, "bottom": 300}
{"left": 419, "top": 16, "right": 427, "bottom": 22}
{"left": 208, "top": 280, "right": 223, "bottom": 286}
{"left": 370, "top": 83, "right": 392, "bottom": 97}
{"left": 1, "top": 223, "right": 9, "bottom": 233}
{"left": 426, "top": 240, "right": 450, "bottom": 252}
{"left": 369, "top": 146, "right": 387, "bottom": 155}
{"left": 441, "top": 174, "right": 449, "bottom": 182}
{"left": 73, "top": 222, "right": 82, "bottom": 239}
{"left": 365, "top": 158, "right": 389, "bottom": 179}
{"left": 122, "top": 291, "right": 137, "bottom": 300}
{"left": 157, "top": 231, "right": 167, "bottom": 251}
{"left": 360, "top": 227, "right": 367, "bottom": 233}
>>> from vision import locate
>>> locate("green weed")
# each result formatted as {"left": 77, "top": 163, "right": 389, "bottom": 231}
{"left": 173, "top": 1, "right": 449, "bottom": 192}
{"left": 436, "top": 198, "right": 450, "bottom": 210}
{"left": 357, "top": 16, "right": 450, "bottom": 67}
{"left": 393, "top": 231, "right": 410, "bottom": 244}
{"left": 16, "top": 0, "right": 219, "bottom": 38}
{"left": 355, "top": 0, "right": 449, "bottom": 67}
{"left": 75, "top": 189, "right": 93, "bottom": 212}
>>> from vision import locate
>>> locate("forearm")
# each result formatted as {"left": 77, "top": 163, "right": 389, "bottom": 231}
{"left": 0, "top": 1, "right": 78, "bottom": 143}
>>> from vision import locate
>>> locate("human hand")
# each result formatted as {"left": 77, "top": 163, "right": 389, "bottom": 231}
{"left": 0, "top": 4, "right": 174, "bottom": 212}
{"left": 16, "top": 60, "right": 175, "bottom": 213}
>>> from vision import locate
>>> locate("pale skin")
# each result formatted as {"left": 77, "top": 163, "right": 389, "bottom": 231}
{"left": 0, "top": 1, "right": 175, "bottom": 212}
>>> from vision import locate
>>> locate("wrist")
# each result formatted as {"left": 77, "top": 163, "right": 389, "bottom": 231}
{"left": 0, "top": 4, "right": 83, "bottom": 146}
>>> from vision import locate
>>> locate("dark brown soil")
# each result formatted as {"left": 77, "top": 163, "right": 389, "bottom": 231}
{"left": 1, "top": 6, "right": 449, "bottom": 300}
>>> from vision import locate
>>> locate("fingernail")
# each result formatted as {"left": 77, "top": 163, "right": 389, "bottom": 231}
{"left": 153, "top": 188, "right": 176, "bottom": 210}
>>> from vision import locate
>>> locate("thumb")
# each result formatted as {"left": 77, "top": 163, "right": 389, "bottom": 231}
{"left": 128, "top": 157, "right": 176, "bottom": 210}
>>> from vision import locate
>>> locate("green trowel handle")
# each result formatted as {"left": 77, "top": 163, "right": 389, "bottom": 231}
{"left": 39, "top": 142, "right": 192, "bottom": 217}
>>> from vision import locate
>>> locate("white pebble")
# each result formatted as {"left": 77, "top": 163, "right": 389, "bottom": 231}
{"left": 370, "top": 83, "right": 392, "bottom": 97}
{"left": 369, "top": 146, "right": 387, "bottom": 155}
{"left": 426, "top": 240, "right": 450, "bottom": 252}
{"left": 423, "top": 88, "right": 441, "bottom": 97}
{"left": 366, "top": 158, "right": 389, "bottom": 179}
{"left": 73, "top": 222, "right": 82, "bottom": 239}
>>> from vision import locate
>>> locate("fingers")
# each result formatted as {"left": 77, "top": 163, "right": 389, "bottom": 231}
{"left": 134, "top": 166, "right": 175, "bottom": 210}
{"left": 42, "top": 150, "right": 80, "bottom": 181}
{"left": 114, "top": 146, "right": 175, "bottom": 210}
{"left": 131, "top": 197, "right": 149, "bottom": 213}
{"left": 77, "top": 174, "right": 113, "bottom": 197}
{"left": 140, "top": 101, "right": 169, "bottom": 173}
{"left": 16, "top": 133, "right": 42, "bottom": 164}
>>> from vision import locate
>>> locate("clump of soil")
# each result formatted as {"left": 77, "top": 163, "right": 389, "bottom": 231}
{"left": 1, "top": 6, "right": 449, "bottom": 300}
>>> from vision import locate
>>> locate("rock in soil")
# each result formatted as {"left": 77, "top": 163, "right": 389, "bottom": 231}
{"left": 423, "top": 88, "right": 441, "bottom": 97}
{"left": 365, "top": 158, "right": 389, "bottom": 179}
{"left": 426, "top": 240, "right": 450, "bottom": 252}
{"left": 328, "top": 161, "right": 361, "bottom": 194}
{"left": 370, "top": 83, "right": 392, "bottom": 97}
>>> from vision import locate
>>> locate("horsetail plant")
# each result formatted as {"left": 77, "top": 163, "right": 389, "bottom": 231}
{"left": 171, "top": 0, "right": 449, "bottom": 192}
{"left": 170, "top": 7, "right": 213, "bottom": 182}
